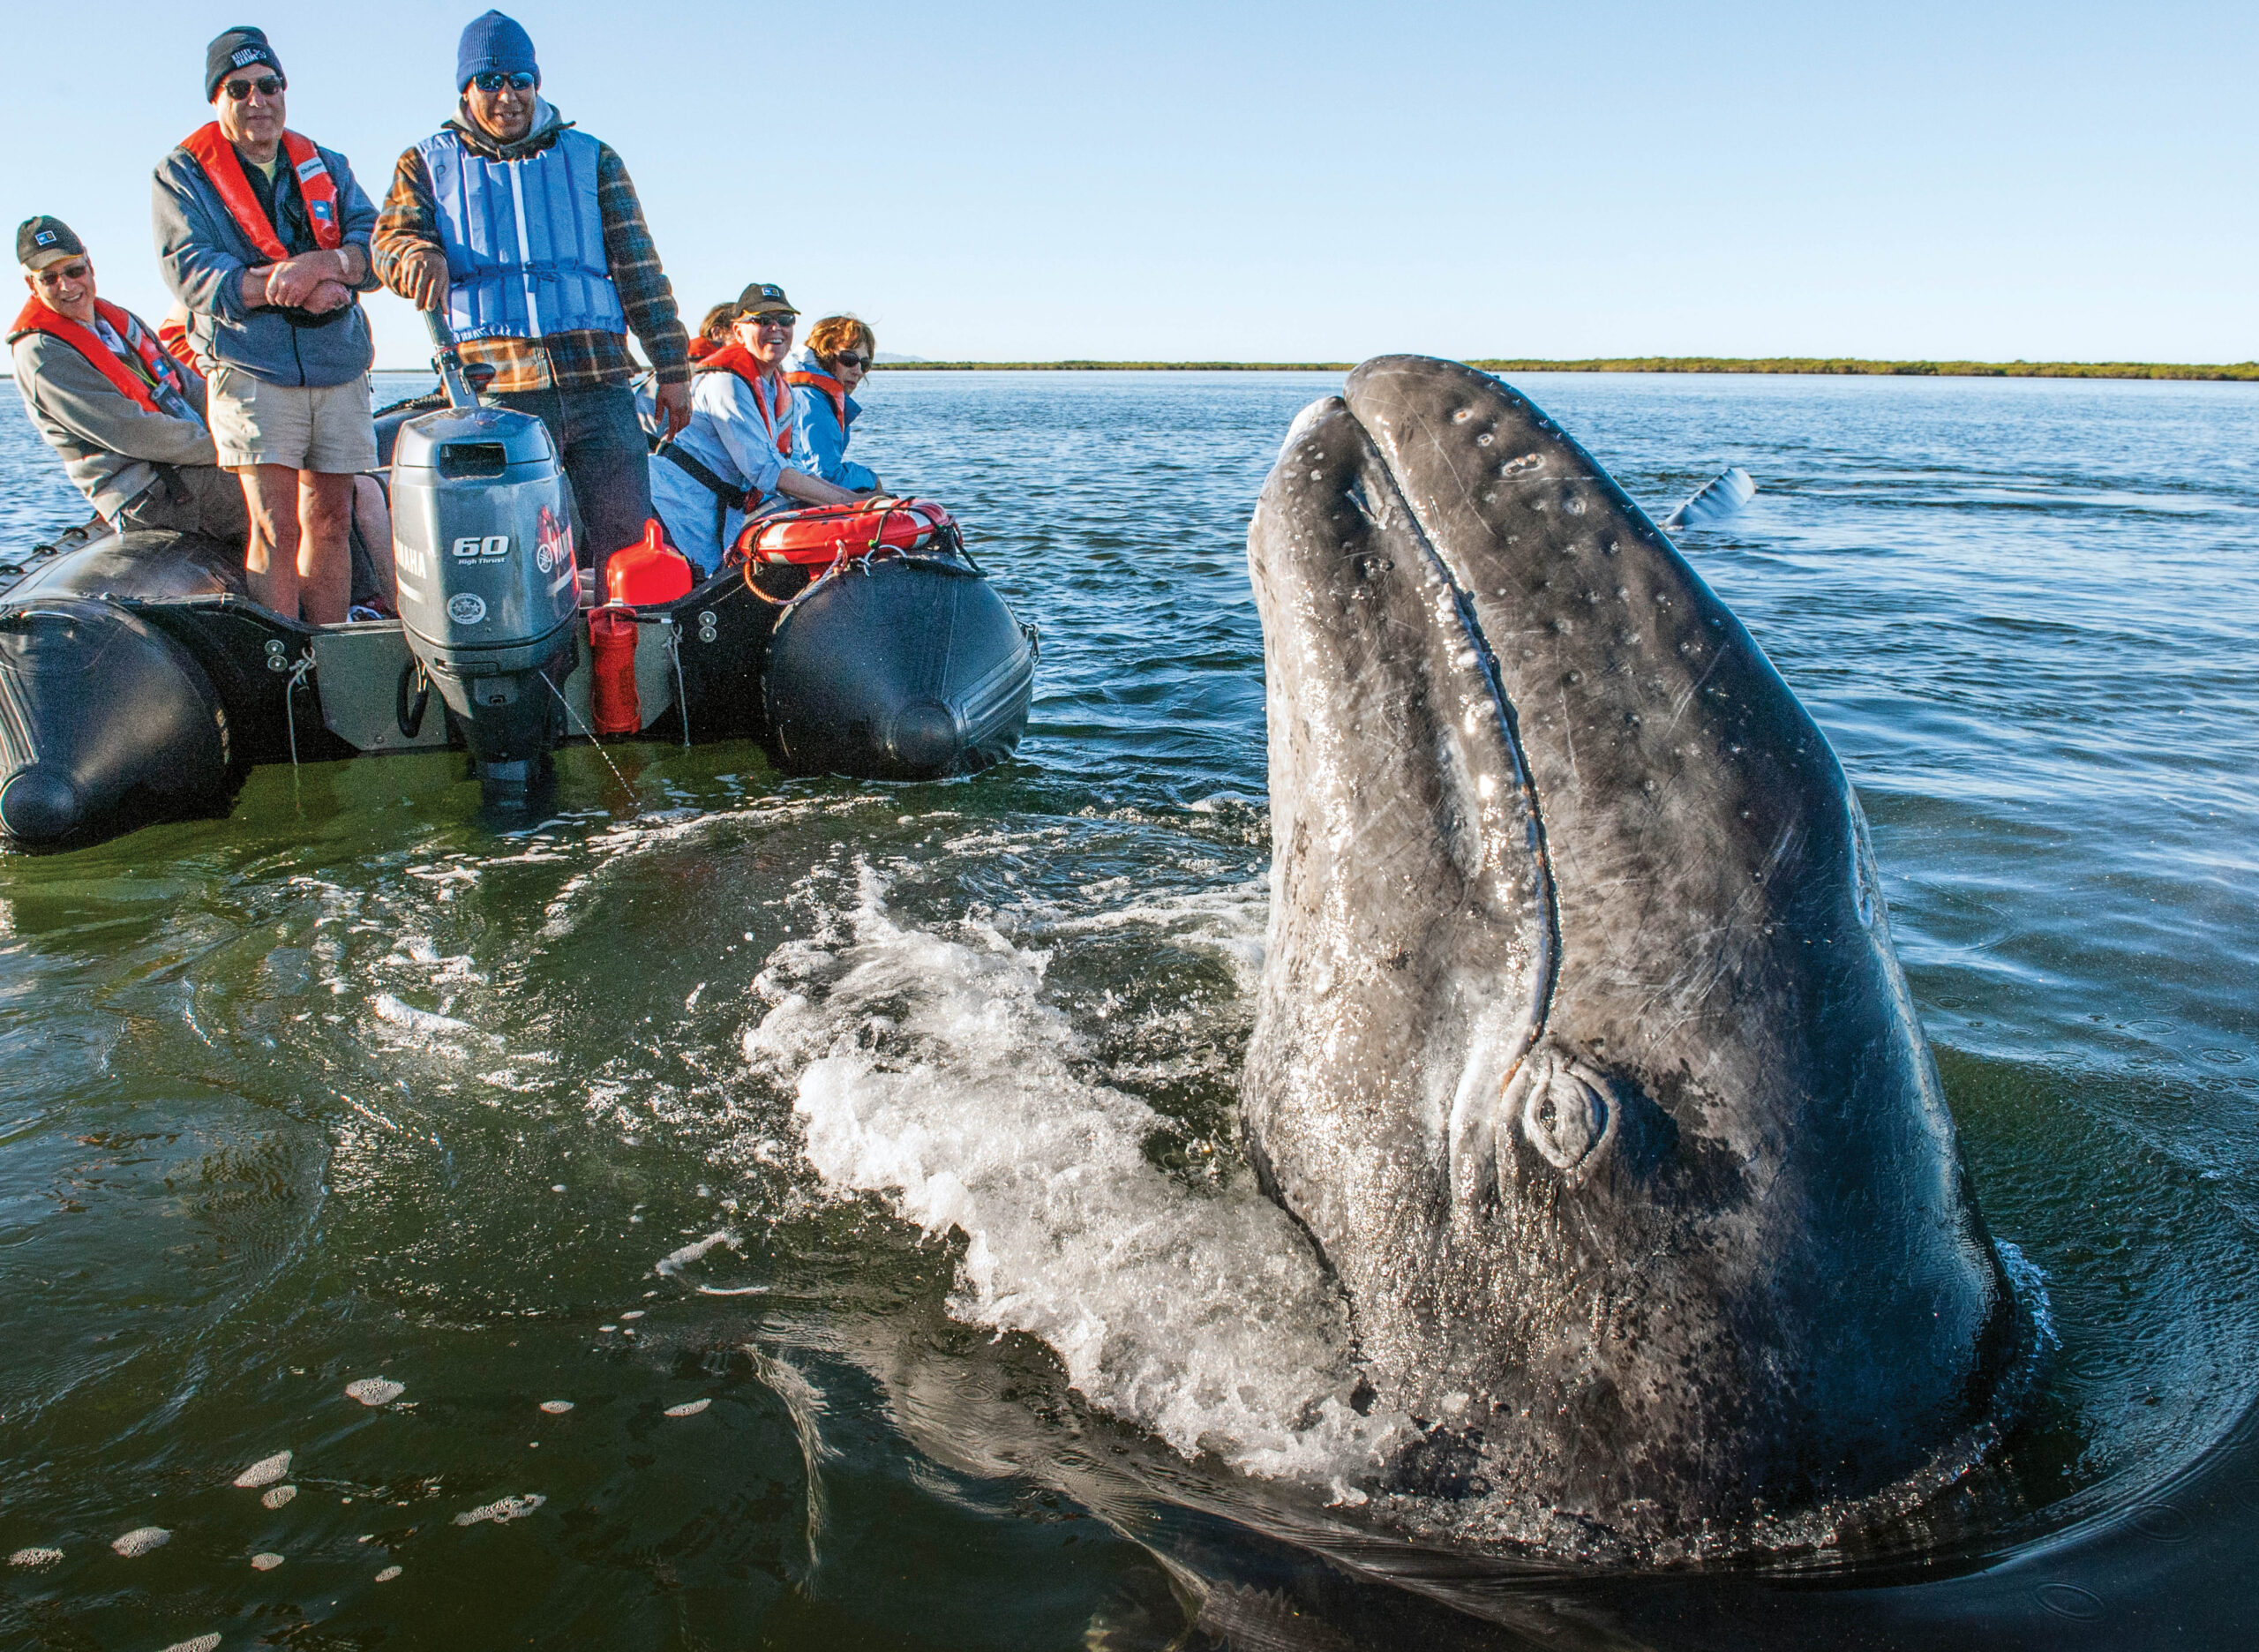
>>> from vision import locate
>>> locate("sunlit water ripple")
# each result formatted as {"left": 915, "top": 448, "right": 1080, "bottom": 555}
{"left": 0, "top": 370, "right": 2253, "bottom": 1647}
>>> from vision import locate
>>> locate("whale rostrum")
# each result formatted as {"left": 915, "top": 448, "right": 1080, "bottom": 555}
{"left": 1242, "top": 355, "right": 2020, "bottom": 1544}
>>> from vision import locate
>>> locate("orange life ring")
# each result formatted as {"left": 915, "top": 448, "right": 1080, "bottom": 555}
{"left": 731, "top": 498, "right": 957, "bottom": 568}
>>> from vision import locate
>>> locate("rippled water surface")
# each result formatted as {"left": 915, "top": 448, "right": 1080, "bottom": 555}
{"left": 1, "top": 370, "right": 2255, "bottom": 1648}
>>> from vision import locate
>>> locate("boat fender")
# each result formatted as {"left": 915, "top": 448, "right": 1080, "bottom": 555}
{"left": 589, "top": 605, "right": 641, "bottom": 736}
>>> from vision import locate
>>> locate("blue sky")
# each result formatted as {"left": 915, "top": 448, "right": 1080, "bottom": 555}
{"left": 11, "top": 1, "right": 2254, "bottom": 367}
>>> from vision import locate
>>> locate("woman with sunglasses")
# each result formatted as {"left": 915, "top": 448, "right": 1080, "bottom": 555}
{"left": 784, "top": 316, "right": 882, "bottom": 492}
{"left": 649, "top": 284, "right": 866, "bottom": 578}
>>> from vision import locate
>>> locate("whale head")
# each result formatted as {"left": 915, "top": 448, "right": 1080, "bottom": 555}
{"left": 1242, "top": 356, "right": 2019, "bottom": 1545}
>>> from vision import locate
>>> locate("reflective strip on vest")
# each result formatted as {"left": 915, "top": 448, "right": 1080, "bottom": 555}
{"left": 7, "top": 297, "right": 194, "bottom": 417}
{"left": 419, "top": 127, "right": 627, "bottom": 342}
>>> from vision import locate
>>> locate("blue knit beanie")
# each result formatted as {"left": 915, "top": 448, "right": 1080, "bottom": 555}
{"left": 456, "top": 11, "right": 537, "bottom": 90}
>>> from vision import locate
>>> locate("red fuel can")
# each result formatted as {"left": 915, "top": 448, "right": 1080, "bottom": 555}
{"left": 588, "top": 604, "right": 641, "bottom": 736}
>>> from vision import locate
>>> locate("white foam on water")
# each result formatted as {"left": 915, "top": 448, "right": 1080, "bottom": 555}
{"left": 110, "top": 1525, "right": 169, "bottom": 1557}
{"left": 454, "top": 1492, "right": 545, "bottom": 1527}
{"left": 159, "top": 1637, "right": 221, "bottom": 1652}
{"left": 260, "top": 1485, "right": 296, "bottom": 1509}
{"left": 9, "top": 1546, "right": 61, "bottom": 1567}
{"left": 747, "top": 863, "right": 1405, "bottom": 1484}
{"left": 370, "top": 994, "right": 481, "bottom": 1043}
{"left": 345, "top": 1378, "right": 405, "bottom": 1408}
{"left": 233, "top": 1450, "right": 291, "bottom": 1489}
{"left": 251, "top": 1552, "right": 284, "bottom": 1570}
{"left": 539, "top": 1400, "right": 574, "bottom": 1414}
{"left": 375, "top": 1564, "right": 403, "bottom": 1581}
{"left": 664, "top": 1399, "right": 710, "bottom": 1417}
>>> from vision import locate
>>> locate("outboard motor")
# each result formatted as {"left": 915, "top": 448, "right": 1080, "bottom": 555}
{"left": 390, "top": 314, "right": 580, "bottom": 805}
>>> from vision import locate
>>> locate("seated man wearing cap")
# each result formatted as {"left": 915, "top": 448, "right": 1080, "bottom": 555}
{"left": 9, "top": 215, "right": 250, "bottom": 541}
{"left": 649, "top": 286, "right": 866, "bottom": 577}
{"left": 373, "top": 9, "right": 694, "bottom": 585}
{"left": 153, "top": 25, "right": 385, "bottom": 625}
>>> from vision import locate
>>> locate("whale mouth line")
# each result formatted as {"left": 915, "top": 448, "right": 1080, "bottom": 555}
{"left": 1344, "top": 394, "right": 1565, "bottom": 1162}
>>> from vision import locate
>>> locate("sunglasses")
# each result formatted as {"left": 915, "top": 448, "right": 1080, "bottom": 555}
{"left": 32, "top": 259, "right": 89, "bottom": 288}
{"left": 469, "top": 71, "right": 537, "bottom": 92}
{"left": 832, "top": 353, "right": 867, "bottom": 368}
{"left": 221, "top": 74, "right": 284, "bottom": 100}
{"left": 742, "top": 313, "right": 797, "bottom": 328}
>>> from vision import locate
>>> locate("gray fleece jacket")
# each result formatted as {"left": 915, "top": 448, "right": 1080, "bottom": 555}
{"left": 9, "top": 326, "right": 221, "bottom": 521}
{"left": 152, "top": 132, "right": 379, "bottom": 388}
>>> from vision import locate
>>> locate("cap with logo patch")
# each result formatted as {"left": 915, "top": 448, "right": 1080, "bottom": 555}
{"left": 205, "top": 26, "right": 284, "bottom": 101}
{"left": 734, "top": 282, "right": 798, "bottom": 319}
{"left": 16, "top": 216, "right": 85, "bottom": 273}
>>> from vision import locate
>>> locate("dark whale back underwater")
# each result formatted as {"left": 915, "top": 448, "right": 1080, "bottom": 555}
{"left": 1242, "top": 356, "right": 2022, "bottom": 1550}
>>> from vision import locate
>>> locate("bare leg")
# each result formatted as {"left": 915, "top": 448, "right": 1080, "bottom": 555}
{"left": 351, "top": 475, "right": 396, "bottom": 607}
{"left": 238, "top": 463, "right": 304, "bottom": 616}
{"left": 297, "top": 472, "right": 355, "bottom": 627}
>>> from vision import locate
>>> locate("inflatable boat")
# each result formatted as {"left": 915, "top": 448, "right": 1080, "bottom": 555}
{"left": 0, "top": 341, "right": 1038, "bottom": 848}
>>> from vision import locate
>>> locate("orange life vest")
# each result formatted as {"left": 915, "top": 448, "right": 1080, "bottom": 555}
{"left": 178, "top": 124, "right": 343, "bottom": 260}
{"left": 784, "top": 367, "right": 850, "bottom": 439}
{"left": 156, "top": 315, "right": 199, "bottom": 373}
{"left": 697, "top": 342, "right": 793, "bottom": 457}
{"left": 8, "top": 297, "right": 199, "bottom": 417}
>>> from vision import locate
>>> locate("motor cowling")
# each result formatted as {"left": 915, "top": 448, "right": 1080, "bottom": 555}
{"left": 390, "top": 404, "right": 580, "bottom": 801}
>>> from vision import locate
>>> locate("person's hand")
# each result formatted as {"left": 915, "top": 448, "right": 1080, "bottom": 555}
{"left": 303, "top": 280, "right": 354, "bottom": 314}
{"left": 265, "top": 252, "right": 334, "bottom": 310}
{"left": 655, "top": 379, "right": 692, "bottom": 438}
{"left": 397, "top": 247, "right": 451, "bottom": 312}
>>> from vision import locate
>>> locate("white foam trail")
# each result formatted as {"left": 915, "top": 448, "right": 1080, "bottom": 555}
{"left": 749, "top": 863, "right": 1404, "bottom": 1484}
{"left": 158, "top": 1638, "right": 220, "bottom": 1652}
{"left": 370, "top": 994, "right": 479, "bottom": 1041}
{"left": 454, "top": 1493, "right": 544, "bottom": 1527}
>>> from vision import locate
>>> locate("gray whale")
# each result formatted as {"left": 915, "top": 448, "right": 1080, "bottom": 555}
{"left": 1242, "top": 355, "right": 2019, "bottom": 1544}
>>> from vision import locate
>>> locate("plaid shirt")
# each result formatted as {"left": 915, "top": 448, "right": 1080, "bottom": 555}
{"left": 371, "top": 110, "right": 688, "bottom": 394}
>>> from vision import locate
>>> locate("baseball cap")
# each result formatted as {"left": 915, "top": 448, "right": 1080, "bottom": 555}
{"left": 734, "top": 282, "right": 798, "bottom": 319}
{"left": 16, "top": 215, "right": 85, "bottom": 273}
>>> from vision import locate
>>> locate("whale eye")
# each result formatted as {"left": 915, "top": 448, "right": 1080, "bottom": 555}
{"left": 1510, "top": 1049, "right": 1619, "bottom": 1181}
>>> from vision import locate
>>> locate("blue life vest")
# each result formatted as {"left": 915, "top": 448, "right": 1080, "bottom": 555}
{"left": 419, "top": 126, "right": 627, "bottom": 342}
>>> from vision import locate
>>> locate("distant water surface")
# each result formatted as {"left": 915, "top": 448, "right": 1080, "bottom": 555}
{"left": 0, "top": 370, "right": 2253, "bottom": 1648}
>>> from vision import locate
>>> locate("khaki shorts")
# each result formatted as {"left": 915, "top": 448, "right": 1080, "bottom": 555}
{"left": 208, "top": 364, "right": 379, "bottom": 473}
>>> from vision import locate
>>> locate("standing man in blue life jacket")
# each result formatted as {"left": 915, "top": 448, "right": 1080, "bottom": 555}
{"left": 372, "top": 11, "right": 692, "bottom": 584}
{"left": 153, "top": 26, "right": 384, "bottom": 624}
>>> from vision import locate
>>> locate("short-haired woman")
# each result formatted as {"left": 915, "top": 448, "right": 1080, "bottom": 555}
{"left": 784, "top": 315, "right": 880, "bottom": 492}
{"left": 648, "top": 283, "right": 863, "bottom": 577}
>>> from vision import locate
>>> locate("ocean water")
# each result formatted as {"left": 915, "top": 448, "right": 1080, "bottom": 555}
{"left": 0, "top": 369, "right": 2254, "bottom": 1648}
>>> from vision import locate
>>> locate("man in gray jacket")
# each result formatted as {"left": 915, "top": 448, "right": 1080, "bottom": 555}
{"left": 153, "top": 25, "right": 381, "bottom": 623}
{"left": 9, "top": 215, "right": 248, "bottom": 540}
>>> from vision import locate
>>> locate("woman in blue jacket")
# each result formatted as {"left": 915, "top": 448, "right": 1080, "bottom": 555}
{"left": 785, "top": 315, "right": 880, "bottom": 492}
{"left": 649, "top": 283, "right": 863, "bottom": 576}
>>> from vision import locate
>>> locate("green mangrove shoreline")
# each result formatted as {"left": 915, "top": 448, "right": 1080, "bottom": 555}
{"left": 877, "top": 357, "right": 2259, "bottom": 381}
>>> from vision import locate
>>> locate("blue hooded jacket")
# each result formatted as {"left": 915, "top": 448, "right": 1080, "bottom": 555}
{"left": 784, "top": 348, "right": 877, "bottom": 491}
